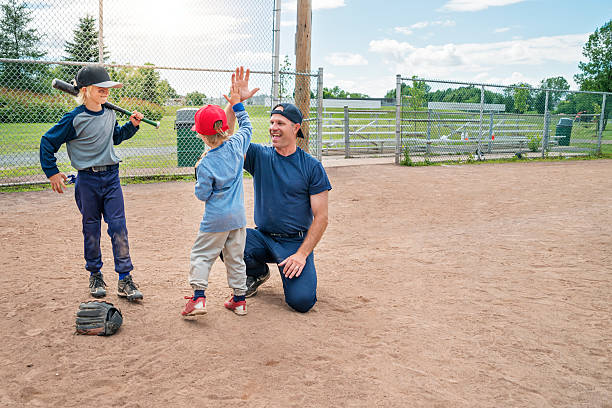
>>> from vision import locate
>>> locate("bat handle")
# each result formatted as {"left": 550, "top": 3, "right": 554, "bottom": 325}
{"left": 141, "top": 117, "right": 161, "bottom": 129}
{"left": 103, "top": 102, "right": 160, "bottom": 129}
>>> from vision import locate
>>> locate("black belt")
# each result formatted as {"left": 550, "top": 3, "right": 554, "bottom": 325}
{"left": 261, "top": 230, "right": 306, "bottom": 239}
{"left": 80, "top": 164, "right": 119, "bottom": 173}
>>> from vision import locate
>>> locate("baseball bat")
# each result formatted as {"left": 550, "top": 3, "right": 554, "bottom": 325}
{"left": 51, "top": 78, "right": 160, "bottom": 129}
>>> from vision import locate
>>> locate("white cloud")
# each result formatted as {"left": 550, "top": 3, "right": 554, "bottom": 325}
{"left": 494, "top": 27, "right": 511, "bottom": 33}
{"left": 281, "top": 19, "right": 296, "bottom": 27}
{"left": 368, "top": 33, "right": 588, "bottom": 84}
{"left": 410, "top": 20, "right": 456, "bottom": 29}
{"left": 411, "top": 22, "right": 429, "bottom": 29}
{"left": 325, "top": 52, "right": 368, "bottom": 66}
{"left": 439, "top": 0, "right": 526, "bottom": 12}
{"left": 394, "top": 27, "right": 413, "bottom": 35}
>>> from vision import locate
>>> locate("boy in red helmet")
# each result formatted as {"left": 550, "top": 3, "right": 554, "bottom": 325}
{"left": 181, "top": 69, "right": 256, "bottom": 317}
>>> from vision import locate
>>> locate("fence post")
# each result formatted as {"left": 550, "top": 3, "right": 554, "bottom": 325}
{"left": 487, "top": 112, "right": 494, "bottom": 153}
{"left": 395, "top": 74, "right": 401, "bottom": 164}
{"left": 98, "top": 0, "right": 104, "bottom": 63}
{"left": 316, "top": 67, "right": 323, "bottom": 161}
{"left": 344, "top": 105, "right": 350, "bottom": 159}
{"left": 541, "top": 90, "right": 550, "bottom": 158}
{"left": 597, "top": 94, "right": 606, "bottom": 155}
{"left": 477, "top": 85, "right": 484, "bottom": 159}
{"left": 272, "top": 0, "right": 282, "bottom": 108}
{"left": 426, "top": 109, "right": 431, "bottom": 155}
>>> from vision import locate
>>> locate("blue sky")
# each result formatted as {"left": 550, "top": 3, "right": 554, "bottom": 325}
{"left": 279, "top": 0, "right": 612, "bottom": 97}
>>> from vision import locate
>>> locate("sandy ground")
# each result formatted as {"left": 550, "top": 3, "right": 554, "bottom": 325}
{"left": 0, "top": 160, "right": 610, "bottom": 407}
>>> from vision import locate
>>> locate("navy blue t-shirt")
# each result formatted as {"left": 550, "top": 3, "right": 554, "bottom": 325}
{"left": 244, "top": 144, "right": 331, "bottom": 235}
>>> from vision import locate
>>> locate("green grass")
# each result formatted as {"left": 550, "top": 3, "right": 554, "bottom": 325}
{"left": 1, "top": 104, "right": 610, "bottom": 187}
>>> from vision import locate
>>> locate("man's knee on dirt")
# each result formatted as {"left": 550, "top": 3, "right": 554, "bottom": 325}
{"left": 285, "top": 291, "right": 316, "bottom": 313}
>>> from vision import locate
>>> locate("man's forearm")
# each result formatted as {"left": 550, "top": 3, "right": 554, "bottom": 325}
{"left": 297, "top": 215, "right": 328, "bottom": 257}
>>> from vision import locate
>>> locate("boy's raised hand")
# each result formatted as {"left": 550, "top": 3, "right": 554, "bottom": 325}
{"left": 234, "top": 66, "right": 259, "bottom": 102}
{"left": 223, "top": 74, "right": 241, "bottom": 106}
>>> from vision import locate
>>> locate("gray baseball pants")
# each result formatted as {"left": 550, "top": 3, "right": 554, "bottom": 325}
{"left": 189, "top": 227, "right": 247, "bottom": 296}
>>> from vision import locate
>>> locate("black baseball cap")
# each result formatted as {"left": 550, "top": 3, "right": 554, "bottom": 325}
{"left": 75, "top": 65, "right": 123, "bottom": 89}
{"left": 271, "top": 103, "right": 304, "bottom": 138}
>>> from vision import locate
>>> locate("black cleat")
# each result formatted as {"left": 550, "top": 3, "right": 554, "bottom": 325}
{"left": 89, "top": 272, "right": 107, "bottom": 298}
{"left": 117, "top": 275, "right": 143, "bottom": 301}
{"left": 245, "top": 267, "right": 270, "bottom": 298}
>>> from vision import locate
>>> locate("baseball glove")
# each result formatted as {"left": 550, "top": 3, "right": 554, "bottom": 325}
{"left": 75, "top": 301, "right": 123, "bottom": 336}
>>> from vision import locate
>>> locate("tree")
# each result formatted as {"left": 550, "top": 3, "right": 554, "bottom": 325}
{"left": 385, "top": 82, "right": 410, "bottom": 99}
{"left": 0, "top": 0, "right": 47, "bottom": 90}
{"left": 63, "top": 15, "right": 108, "bottom": 80}
{"left": 574, "top": 20, "right": 612, "bottom": 93}
{"left": 556, "top": 92, "right": 602, "bottom": 115}
{"left": 512, "top": 83, "right": 532, "bottom": 114}
{"left": 185, "top": 91, "right": 206, "bottom": 106}
{"left": 574, "top": 20, "right": 612, "bottom": 130}
{"left": 323, "top": 86, "right": 347, "bottom": 99}
{"left": 385, "top": 78, "right": 430, "bottom": 105}
{"left": 534, "top": 76, "right": 570, "bottom": 114}
{"left": 407, "top": 78, "right": 428, "bottom": 110}
{"left": 110, "top": 63, "right": 176, "bottom": 105}
{"left": 279, "top": 55, "right": 292, "bottom": 98}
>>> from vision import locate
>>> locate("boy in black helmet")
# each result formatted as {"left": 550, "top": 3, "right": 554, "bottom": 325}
{"left": 40, "top": 65, "right": 145, "bottom": 301}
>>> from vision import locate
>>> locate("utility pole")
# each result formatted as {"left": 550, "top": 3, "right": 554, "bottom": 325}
{"left": 295, "top": 0, "right": 312, "bottom": 151}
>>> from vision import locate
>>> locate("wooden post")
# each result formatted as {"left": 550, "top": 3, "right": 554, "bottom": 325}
{"left": 295, "top": 0, "right": 311, "bottom": 151}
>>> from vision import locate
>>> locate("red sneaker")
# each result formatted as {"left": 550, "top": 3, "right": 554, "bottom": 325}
{"left": 224, "top": 295, "right": 247, "bottom": 316}
{"left": 181, "top": 296, "right": 206, "bottom": 317}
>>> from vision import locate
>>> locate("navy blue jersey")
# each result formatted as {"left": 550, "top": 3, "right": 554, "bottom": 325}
{"left": 244, "top": 144, "right": 331, "bottom": 235}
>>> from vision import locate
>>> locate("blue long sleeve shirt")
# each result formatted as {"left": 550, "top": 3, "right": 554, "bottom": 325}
{"left": 39, "top": 105, "right": 138, "bottom": 178}
{"left": 195, "top": 104, "right": 252, "bottom": 233}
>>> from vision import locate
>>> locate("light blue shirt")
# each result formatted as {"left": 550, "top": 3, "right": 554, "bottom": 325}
{"left": 195, "top": 106, "right": 252, "bottom": 232}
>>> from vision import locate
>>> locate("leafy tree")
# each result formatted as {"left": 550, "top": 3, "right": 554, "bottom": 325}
{"left": 385, "top": 78, "right": 430, "bottom": 106}
{"left": 556, "top": 92, "right": 602, "bottom": 115}
{"left": 511, "top": 83, "right": 532, "bottom": 113}
{"left": 63, "top": 15, "right": 108, "bottom": 80}
{"left": 574, "top": 20, "right": 612, "bottom": 93}
{"left": 574, "top": 20, "right": 612, "bottom": 130}
{"left": 279, "top": 54, "right": 292, "bottom": 98}
{"left": 110, "top": 63, "right": 177, "bottom": 105}
{"left": 407, "top": 78, "right": 428, "bottom": 110}
{"left": 185, "top": 91, "right": 206, "bottom": 106}
{"left": 348, "top": 92, "right": 369, "bottom": 98}
{"left": 323, "top": 86, "right": 347, "bottom": 98}
{"left": 534, "top": 76, "right": 570, "bottom": 114}
{"left": 0, "top": 0, "right": 47, "bottom": 91}
{"left": 158, "top": 78, "right": 178, "bottom": 100}
{"left": 138, "top": 65, "right": 161, "bottom": 103}
{"left": 385, "top": 82, "right": 410, "bottom": 99}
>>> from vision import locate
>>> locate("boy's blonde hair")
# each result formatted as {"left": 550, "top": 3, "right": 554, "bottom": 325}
{"left": 203, "top": 120, "right": 229, "bottom": 144}
{"left": 74, "top": 84, "right": 95, "bottom": 105}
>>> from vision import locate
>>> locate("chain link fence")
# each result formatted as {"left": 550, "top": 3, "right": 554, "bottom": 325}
{"left": 0, "top": 0, "right": 323, "bottom": 185}
{"left": 396, "top": 77, "right": 610, "bottom": 164}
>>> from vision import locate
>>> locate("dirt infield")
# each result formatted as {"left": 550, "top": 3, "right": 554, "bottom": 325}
{"left": 1, "top": 160, "right": 610, "bottom": 407}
